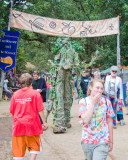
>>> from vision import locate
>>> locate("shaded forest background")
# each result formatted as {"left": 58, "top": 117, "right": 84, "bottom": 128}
{"left": 0, "top": 0, "right": 128, "bottom": 73}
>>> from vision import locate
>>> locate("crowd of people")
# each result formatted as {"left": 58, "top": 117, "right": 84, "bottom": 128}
{"left": 2, "top": 66, "right": 127, "bottom": 160}
{"left": 2, "top": 70, "right": 52, "bottom": 101}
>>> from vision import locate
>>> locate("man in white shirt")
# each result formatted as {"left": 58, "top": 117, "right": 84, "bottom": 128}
{"left": 105, "top": 66, "right": 125, "bottom": 128}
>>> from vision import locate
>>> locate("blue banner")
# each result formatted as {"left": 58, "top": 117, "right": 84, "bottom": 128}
{"left": 0, "top": 30, "right": 20, "bottom": 72}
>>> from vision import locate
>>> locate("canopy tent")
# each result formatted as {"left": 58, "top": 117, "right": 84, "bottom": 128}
{"left": 100, "top": 68, "right": 111, "bottom": 75}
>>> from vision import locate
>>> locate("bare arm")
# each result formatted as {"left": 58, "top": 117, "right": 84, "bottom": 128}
{"left": 39, "top": 110, "right": 48, "bottom": 129}
{"left": 107, "top": 117, "right": 113, "bottom": 152}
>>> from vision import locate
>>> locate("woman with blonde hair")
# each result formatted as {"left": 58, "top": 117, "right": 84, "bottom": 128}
{"left": 79, "top": 79, "right": 115, "bottom": 160}
{"left": 93, "top": 71, "right": 101, "bottom": 80}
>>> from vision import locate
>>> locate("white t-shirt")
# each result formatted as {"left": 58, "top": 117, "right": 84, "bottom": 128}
{"left": 110, "top": 78, "right": 116, "bottom": 96}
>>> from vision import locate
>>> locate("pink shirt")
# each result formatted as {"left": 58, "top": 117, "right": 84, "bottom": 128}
{"left": 10, "top": 88, "right": 44, "bottom": 136}
{"left": 46, "top": 82, "right": 50, "bottom": 88}
{"left": 46, "top": 82, "right": 52, "bottom": 91}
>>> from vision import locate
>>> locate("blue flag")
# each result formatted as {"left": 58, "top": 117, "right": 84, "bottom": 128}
{"left": 0, "top": 30, "right": 20, "bottom": 72}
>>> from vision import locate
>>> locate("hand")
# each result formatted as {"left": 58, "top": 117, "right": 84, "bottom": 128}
{"left": 37, "top": 89, "right": 42, "bottom": 93}
{"left": 43, "top": 123, "right": 48, "bottom": 130}
{"left": 79, "top": 119, "right": 84, "bottom": 126}
{"left": 92, "top": 93, "right": 101, "bottom": 104}
{"left": 109, "top": 142, "right": 113, "bottom": 152}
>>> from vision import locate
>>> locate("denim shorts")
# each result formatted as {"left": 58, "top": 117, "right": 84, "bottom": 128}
{"left": 81, "top": 142, "right": 109, "bottom": 160}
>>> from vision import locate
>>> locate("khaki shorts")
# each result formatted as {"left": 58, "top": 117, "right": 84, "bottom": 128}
{"left": 12, "top": 135, "right": 42, "bottom": 160}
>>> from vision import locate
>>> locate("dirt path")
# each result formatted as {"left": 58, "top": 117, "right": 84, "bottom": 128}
{"left": 0, "top": 99, "right": 128, "bottom": 160}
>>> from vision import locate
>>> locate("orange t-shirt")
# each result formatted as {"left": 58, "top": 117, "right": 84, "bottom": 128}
{"left": 10, "top": 88, "right": 44, "bottom": 136}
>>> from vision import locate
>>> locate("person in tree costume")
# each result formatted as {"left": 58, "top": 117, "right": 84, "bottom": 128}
{"left": 46, "top": 38, "right": 97, "bottom": 133}
{"left": 46, "top": 38, "right": 81, "bottom": 133}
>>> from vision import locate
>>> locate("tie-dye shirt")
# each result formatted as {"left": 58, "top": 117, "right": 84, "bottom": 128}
{"left": 79, "top": 96, "right": 115, "bottom": 144}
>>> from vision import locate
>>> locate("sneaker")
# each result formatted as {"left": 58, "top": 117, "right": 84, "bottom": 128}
{"left": 67, "top": 122, "right": 72, "bottom": 128}
{"left": 120, "top": 121, "right": 125, "bottom": 126}
{"left": 113, "top": 125, "right": 117, "bottom": 129}
{"left": 117, "top": 121, "right": 121, "bottom": 124}
{"left": 53, "top": 125, "right": 66, "bottom": 134}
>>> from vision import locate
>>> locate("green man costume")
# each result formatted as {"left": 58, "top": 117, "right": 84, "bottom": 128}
{"left": 47, "top": 38, "right": 80, "bottom": 133}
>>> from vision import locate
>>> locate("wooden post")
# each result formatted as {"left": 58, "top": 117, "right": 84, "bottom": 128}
{"left": 0, "top": 0, "right": 13, "bottom": 100}
{"left": 117, "top": 16, "right": 121, "bottom": 66}
{"left": 0, "top": 73, "right": 5, "bottom": 100}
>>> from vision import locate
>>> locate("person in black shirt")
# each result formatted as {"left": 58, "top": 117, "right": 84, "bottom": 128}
{"left": 32, "top": 71, "right": 47, "bottom": 124}
{"left": 80, "top": 70, "right": 91, "bottom": 98}
{"left": 32, "top": 71, "right": 47, "bottom": 102}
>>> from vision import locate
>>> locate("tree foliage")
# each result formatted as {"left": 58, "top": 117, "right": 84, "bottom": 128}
{"left": 1, "top": 0, "right": 128, "bottom": 73}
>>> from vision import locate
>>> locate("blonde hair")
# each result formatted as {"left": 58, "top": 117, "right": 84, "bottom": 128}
{"left": 19, "top": 73, "right": 32, "bottom": 88}
{"left": 94, "top": 71, "right": 100, "bottom": 76}
{"left": 87, "top": 79, "right": 104, "bottom": 96}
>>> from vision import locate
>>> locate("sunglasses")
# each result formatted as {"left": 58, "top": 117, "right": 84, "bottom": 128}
{"left": 112, "top": 70, "right": 117, "bottom": 73}
{"left": 33, "top": 71, "right": 39, "bottom": 74}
